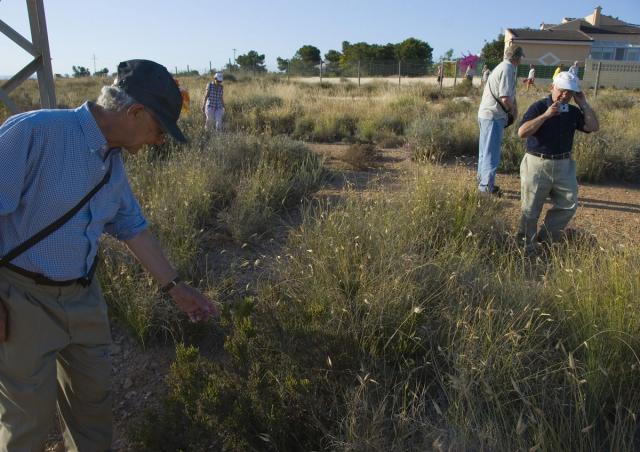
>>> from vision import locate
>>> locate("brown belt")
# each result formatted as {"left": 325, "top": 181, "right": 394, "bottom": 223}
{"left": 527, "top": 151, "right": 572, "bottom": 160}
{"left": 3, "top": 261, "right": 97, "bottom": 287}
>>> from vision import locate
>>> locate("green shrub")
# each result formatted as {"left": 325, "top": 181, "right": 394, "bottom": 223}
{"left": 341, "top": 143, "right": 378, "bottom": 169}
{"left": 574, "top": 131, "right": 640, "bottom": 183}
{"left": 293, "top": 116, "right": 315, "bottom": 140}
{"left": 408, "top": 114, "right": 477, "bottom": 161}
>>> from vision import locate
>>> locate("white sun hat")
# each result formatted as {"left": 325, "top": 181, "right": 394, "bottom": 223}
{"left": 553, "top": 71, "right": 581, "bottom": 92}
{"left": 214, "top": 72, "right": 223, "bottom": 82}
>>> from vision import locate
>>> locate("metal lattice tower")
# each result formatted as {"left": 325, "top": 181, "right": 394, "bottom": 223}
{"left": 0, "top": 0, "right": 56, "bottom": 114}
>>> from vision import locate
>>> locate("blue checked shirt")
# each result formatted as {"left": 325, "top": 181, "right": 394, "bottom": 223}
{"left": 0, "top": 102, "right": 148, "bottom": 280}
{"left": 205, "top": 83, "right": 224, "bottom": 109}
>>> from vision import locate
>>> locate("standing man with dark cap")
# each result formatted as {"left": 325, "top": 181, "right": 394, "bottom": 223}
{"left": 476, "top": 44, "right": 524, "bottom": 195}
{"left": 0, "top": 59, "right": 218, "bottom": 451}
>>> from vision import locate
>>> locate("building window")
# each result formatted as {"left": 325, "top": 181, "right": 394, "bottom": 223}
{"left": 627, "top": 48, "right": 640, "bottom": 62}
{"left": 591, "top": 48, "right": 614, "bottom": 60}
{"left": 591, "top": 42, "right": 640, "bottom": 62}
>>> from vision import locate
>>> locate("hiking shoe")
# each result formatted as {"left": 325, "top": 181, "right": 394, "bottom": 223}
{"left": 491, "top": 185, "right": 503, "bottom": 197}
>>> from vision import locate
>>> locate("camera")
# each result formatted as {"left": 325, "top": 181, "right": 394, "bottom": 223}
{"left": 559, "top": 103, "right": 569, "bottom": 113}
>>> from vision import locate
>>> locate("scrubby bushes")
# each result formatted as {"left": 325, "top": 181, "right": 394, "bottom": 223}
{"left": 135, "top": 175, "right": 640, "bottom": 451}
{"left": 407, "top": 112, "right": 478, "bottom": 162}
{"left": 101, "top": 131, "right": 327, "bottom": 343}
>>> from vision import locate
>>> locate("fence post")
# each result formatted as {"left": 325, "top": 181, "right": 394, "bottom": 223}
{"left": 209, "top": 61, "right": 212, "bottom": 73}
{"left": 453, "top": 61, "right": 458, "bottom": 87}
{"left": 175, "top": 66, "right": 177, "bottom": 75}
{"left": 358, "top": 60, "right": 361, "bottom": 87}
{"left": 320, "top": 60, "right": 323, "bottom": 84}
{"left": 287, "top": 61, "right": 290, "bottom": 82}
{"left": 398, "top": 60, "right": 401, "bottom": 85}
{"left": 594, "top": 61, "right": 602, "bottom": 98}
{"left": 187, "top": 64, "right": 190, "bottom": 73}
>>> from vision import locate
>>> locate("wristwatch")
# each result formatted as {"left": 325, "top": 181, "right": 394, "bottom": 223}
{"left": 161, "top": 276, "right": 182, "bottom": 293}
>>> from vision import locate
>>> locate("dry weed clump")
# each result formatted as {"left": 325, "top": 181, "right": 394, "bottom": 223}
{"left": 99, "top": 130, "right": 326, "bottom": 342}
{"left": 341, "top": 143, "right": 378, "bottom": 169}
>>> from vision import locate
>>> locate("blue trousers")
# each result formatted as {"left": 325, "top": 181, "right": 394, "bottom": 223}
{"left": 477, "top": 117, "right": 506, "bottom": 192}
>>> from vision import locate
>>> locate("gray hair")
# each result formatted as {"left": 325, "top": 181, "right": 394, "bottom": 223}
{"left": 504, "top": 45, "right": 525, "bottom": 61}
{"left": 96, "top": 85, "right": 136, "bottom": 111}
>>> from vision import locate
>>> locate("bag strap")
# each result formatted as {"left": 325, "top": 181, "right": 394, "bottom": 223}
{"left": 488, "top": 82, "right": 510, "bottom": 114}
{"left": 0, "top": 159, "right": 113, "bottom": 267}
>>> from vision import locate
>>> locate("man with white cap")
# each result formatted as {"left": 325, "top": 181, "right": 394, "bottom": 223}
{"left": 516, "top": 71, "right": 599, "bottom": 250}
{"left": 202, "top": 72, "right": 225, "bottom": 130}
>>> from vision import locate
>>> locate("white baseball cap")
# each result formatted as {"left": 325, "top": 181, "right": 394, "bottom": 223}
{"left": 553, "top": 71, "right": 581, "bottom": 92}
{"left": 214, "top": 72, "right": 223, "bottom": 82}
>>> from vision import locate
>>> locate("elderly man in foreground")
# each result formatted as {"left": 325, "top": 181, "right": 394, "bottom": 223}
{"left": 517, "top": 71, "right": 599, "bottom": 249}
{"left": 0, "top": 59, "right": 218, "bottom": 451}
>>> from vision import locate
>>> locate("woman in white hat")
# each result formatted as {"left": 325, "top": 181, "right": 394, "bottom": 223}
{"left": 202, "top": 72, "right": 225, "bottom": 130}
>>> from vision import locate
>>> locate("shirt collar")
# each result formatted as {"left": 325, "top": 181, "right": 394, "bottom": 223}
{"left": 75, "top": 101, "right": 110, "bottom": 159}
{"left": 545, "top": 95, "right": 553, "bottom": 107}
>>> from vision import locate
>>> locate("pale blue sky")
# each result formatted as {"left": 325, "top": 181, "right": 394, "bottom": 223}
{"left": 1, "top": 0, "right": 639, "bottom": 76}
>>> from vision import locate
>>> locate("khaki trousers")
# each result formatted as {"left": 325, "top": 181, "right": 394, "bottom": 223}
{"left": 0, "top": 267, "right": 112, "bottom": 452}
{"left": 518, "top": 153, "right": 578, "bottom": 244}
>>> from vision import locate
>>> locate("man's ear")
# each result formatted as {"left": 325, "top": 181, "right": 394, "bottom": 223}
{"left": 126, "top": 103, "right": 145, "bottom": 118}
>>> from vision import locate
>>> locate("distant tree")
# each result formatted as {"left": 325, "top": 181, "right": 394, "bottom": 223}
{"left": 175, "top": 69, "right": 199, "bottom": 77}
{"left": 324, "top": 50, "right": 342, "bottom": 64}
{"left": 276, "top": 57, "right": 289, "bottom": 72}
{"left": 93, "top": 67, "right": 109, "bottom": 76}
{"left": 224, "top": 62, "right": 239, "bottom": 72}
{"left": 440, "top": 48, "right": 454, "bottom": 61}
{"left": 395, "top": 37, "right": 433, "bottom": 64}
{"left": 72, "top": 66, "right": 90, "bottom": 77}
{"left": 236, "top": 50, "right": 267, "bottom": 72}
{"left": 294, "top": 45, "right": 321, "bottom": 65}
{"left": 285, "top": 45, "right": 322, "bottom": 75}
{"left": 340, "top": 38, "right": 433, "bottom": 75}
{"left": 481, "top": 34, "right": 505, "bottom": 66}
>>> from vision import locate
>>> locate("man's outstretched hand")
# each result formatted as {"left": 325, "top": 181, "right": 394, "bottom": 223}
{"left": 168, "top": 283, "right": 219, "bottom": 323}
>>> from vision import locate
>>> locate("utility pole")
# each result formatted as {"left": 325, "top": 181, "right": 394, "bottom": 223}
{"left": 92, "top": 53, "right": 97, "bottom": 75}
{"left": 0, "top": 0, "right": 56, "bottom": 112}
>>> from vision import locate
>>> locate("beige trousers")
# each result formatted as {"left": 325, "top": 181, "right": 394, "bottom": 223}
{"left": 0, "top": 267, "right": 112, "bottom": 452}
{"left": 518, "top": 153, "right": 578, "bottom": 244}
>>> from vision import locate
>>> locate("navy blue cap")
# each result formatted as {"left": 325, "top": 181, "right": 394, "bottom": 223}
{"left": 116, "top": 59, "right": 186, "bottom": 143}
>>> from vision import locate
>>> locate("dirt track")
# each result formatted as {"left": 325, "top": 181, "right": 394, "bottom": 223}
{"left": 308, "top": 143, "right": 640, "bottom": 245}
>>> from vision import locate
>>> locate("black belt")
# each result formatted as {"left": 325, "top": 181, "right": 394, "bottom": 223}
{"left": 3, "top": 260, "right": 97, "bottom": 287}
{"left": 527, "top": 151, "right": 572, "bottom": 160}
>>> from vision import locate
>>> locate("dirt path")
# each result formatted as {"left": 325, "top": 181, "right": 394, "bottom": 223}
{"left": 308, "top": 143, "right": 640, "bottom": 245}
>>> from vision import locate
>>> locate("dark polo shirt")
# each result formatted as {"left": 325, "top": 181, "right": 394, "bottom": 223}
{"left": 521, "top": 95, "right": 588, "bottom": 156}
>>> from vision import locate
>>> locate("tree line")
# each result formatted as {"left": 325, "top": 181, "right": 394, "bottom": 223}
{"left": 67, "top": 34, "right": 505, "bottom": 78}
